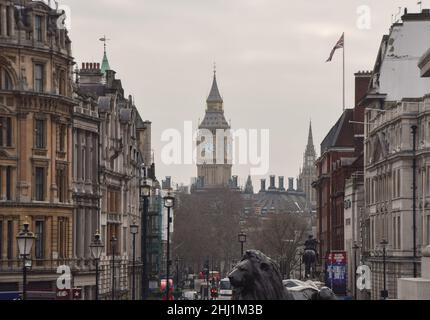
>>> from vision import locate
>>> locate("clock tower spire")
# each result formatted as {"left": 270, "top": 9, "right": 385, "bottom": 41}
{"left": 196, "top": 68, "right": 232, "bottom": 189}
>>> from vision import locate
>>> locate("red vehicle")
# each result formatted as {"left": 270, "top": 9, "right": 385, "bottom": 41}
{"left": 160, "top": 279, "right": 174, "bottom": 300}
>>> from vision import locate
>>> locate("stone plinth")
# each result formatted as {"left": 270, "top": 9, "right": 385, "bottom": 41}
{"left": 397, "top": 246, "right": 430, "bottom": 300}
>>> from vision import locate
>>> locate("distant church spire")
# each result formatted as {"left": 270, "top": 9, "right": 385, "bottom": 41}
{"left": 306, "top": 120, "right": 316, "bottom": 156}
{"left": 99, "top": 35, "right": 111, "bottom": 75}
{"left": 298, "top": 119, "right": 317, "bottom": 206}
{"left": 244, "top": 175, "right": 254, "bottom": 194}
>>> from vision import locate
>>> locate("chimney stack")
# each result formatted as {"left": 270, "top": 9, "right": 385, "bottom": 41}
{"left": 232, "top": 176, "right": 238, "bottom": 188}
{"left": 288, "top": 178, "right": 294, "bottom": 191}
{"left": 260, "top": 179, "right": 266, "bottom": 192}
{"left": 79, "top": 61, "right": 103, "bottom": 84}
{"left": 269, "top": 175, "right": 276, "bottom": 190}
{"left": 278, "top": 176, "right": 285, "bottom": 191}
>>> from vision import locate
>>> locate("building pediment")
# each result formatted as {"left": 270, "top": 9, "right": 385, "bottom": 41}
{"left": 0, "top": 103, "right": 14, "bottom": 115}
{"left": 0, "top": 149, "right": 13, "bottom": 159}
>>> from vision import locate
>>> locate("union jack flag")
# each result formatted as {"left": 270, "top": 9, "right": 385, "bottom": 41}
{"left": 326, "top": 33, "right": 344, "bottom": 62}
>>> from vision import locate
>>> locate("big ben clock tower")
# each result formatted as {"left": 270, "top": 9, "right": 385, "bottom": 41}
{"left": 196, "top": 69, "right": 232, "bottom": 189}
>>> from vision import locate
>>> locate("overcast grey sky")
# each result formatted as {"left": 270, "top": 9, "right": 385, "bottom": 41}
{"left": 66, "top": 0, "right": 424, "bottom": 189}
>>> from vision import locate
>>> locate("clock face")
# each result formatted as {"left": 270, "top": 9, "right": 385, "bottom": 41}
{"left": 205, "top": 142, "right": 214, "bottom": 153}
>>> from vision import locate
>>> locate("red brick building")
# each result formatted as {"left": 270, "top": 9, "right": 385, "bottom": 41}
{"left": 313, "top": 72, "right": 372, "bottom": 268}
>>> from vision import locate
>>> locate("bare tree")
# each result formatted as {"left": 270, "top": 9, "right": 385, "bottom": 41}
{"left": 246, "top": 213, "right": 308, "bottom": 279}
{"left": 173, "top": 188, "right": 243, "bottom": 277}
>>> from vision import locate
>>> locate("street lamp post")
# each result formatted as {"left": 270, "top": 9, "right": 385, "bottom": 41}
{"left": 299, "top": 250, "right": 303, "bottom": 280}
{"left": 16, "top": 218, "right": 35, "bottom": 301}
{"left": 90, "top": 231, "right": 104, "bottom": 300}
{"left": 176, "top": 257, "right": 180, "bottom": 292}
{"left": 163, "top": 191, "right": 175, "bottom": 300}
{"left": 238, "top": 232, "right": 247, "bottom": 257}
{"left": 130, "top": 221, "right": 139, "bottom": 300}
{"left": 352, "top": 242, "right": 360, "bottom": 300}
{"left": 140, "top": 175, "right": 151, "bottom": 300}
{"left": 111, "top": 235, "right": 118, "bottom": 301}
{"left": 411, "top": 125, "right": 418, "bottom": 278}
{"left": 380, "top": 239, "right": 389, "bottom": 300}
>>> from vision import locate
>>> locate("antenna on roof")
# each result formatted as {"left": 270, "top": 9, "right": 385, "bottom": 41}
{"left": 418, "top": 1, "right": 423, "bottom": 12}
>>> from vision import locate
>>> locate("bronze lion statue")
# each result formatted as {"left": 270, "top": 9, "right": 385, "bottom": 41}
{"left": 228, "top": 250, "right": 289, "bottom": 300}
{"left": 228, "top": 250, "right": 336, "bottom": 300}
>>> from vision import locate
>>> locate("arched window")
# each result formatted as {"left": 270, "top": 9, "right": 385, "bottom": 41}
{"left": 0, "top": 66, "right": 13, "bottom": 90}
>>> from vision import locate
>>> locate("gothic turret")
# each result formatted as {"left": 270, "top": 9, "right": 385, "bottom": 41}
{"left": 244, "top": 175, "right": 254, "bottom": 194}
{"left": 297, "top": 120, "right": 317, "bottom": 206}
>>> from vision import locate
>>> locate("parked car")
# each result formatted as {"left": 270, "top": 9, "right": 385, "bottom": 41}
{"left": 218, "top": 278, "right": 233, "bottom": 300}
{"left": 182, "top": 291, "right": 198, "bottom": 300}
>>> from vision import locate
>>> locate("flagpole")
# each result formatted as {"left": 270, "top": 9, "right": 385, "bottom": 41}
{"left": 343, "top": 33, "right": 345, "bottom": 111}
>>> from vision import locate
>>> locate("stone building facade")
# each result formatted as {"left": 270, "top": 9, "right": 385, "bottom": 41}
{"left": 77, "top": 60, "right": 152, "bottom": 299}
{"left": 0, "top": 0, "right": 74, "bottom": 294}
{"left": 313, "top": 71, "right": 371, "bottom": 285}
{"left": 362, "top": 9, "right": 430, "bottom": 299}
{"left": 71, "top": 86, "right": 100, "bottom": 299}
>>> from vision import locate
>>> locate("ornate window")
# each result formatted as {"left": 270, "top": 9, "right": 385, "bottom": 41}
{"left": 58, "top": 69, "right": 66, "bottom": 95}
{"left": 34, "top": 15, "right": 43, "bottom": 42}
{"left": 35, "top": 220, "right": 45, "bottom": 259}
{"left": 35, "top": 118, "right": 45, "bottom": 149}
{"left": 35, "top": 167, "right": 45, "bottom": 201}
{"left": 57, "top": 124, "right": 66, "bottom": 152}
{"left": 0, "top": 117, "right": 12, "bottom": 147}
{"left": 34, "top": 64, "right": 44, "bottom": 92}
{"left": 56, "top": 166, "right": 67, "bottom": 203}
{"left": 0, "top": 66, "right": 13, "bottom": 90}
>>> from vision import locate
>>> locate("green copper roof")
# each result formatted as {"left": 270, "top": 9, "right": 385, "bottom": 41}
{"left": 101, "top": 50, "right": 110, "bottom": 75}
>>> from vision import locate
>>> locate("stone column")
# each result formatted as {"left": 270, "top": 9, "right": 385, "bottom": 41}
{"left": 79, "top": 208, "right": 85, "bottom": 259}
{"left": 86, "top": 133, "right": 91, "bottom": 183}
{"left": 72, "top": 208, "right": 77, "bottom": 259}
{"left": 0, "top": 5, "right": 7, "bottom": 37}
{"left": 67, "top": 123, "right": 72, "bottom": 203}
{"left": 50, "top": 119, "right": 57, "bottom": 203}
{"left": 85, "top": 208, "right": 93, "bottom": 259}
{"left": 10, "top": 167, "right": 15, "bottom": 201}
{"left": 1, "top": 220, "right": 6, "bottom": 261}
{"left": 8, "top": 5, "right": 14, "bottom": 37}
{"left": 46, "top": 216, "right": 52, "bottom": 263}
{"left": 0, "top": 166, "right": 6, "bottom": 200}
